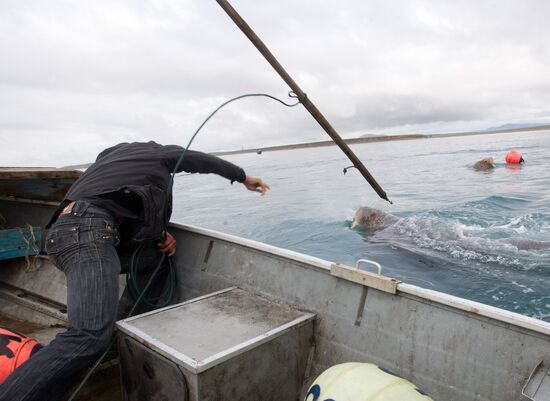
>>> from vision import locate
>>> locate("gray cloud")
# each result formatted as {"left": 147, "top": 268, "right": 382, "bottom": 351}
{"left": 1, "top": 0, "right": 549, "bottom": 166}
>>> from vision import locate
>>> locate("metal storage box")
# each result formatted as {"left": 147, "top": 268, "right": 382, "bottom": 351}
{"left": 116, "top": 287, "right": 315, "bottom": 401}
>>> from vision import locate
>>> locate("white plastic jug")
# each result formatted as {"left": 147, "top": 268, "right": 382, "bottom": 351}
{"left": 304, "top": 362, "right": 434, "bottom": 401}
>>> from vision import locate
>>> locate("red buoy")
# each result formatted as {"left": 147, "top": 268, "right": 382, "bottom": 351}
{"left": 505, "top": 150, "right": 523, "bottom": 164}
{"left": 0, "top": 327, "right": 42, "bottom": 384}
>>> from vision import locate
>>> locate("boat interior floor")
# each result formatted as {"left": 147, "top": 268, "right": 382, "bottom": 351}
{"left": 0, "top": 313, "right": 65, "bottom": 345}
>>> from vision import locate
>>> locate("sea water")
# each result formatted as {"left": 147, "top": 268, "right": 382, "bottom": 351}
{"left": 172, "top": 130, "right": 550, "bottom": 322}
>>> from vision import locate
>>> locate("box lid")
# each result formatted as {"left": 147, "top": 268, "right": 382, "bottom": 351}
{"left": 116, "top": 287, "right": 315, "bottom": 373}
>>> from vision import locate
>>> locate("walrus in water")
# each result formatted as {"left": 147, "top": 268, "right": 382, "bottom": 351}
{"left": 473, "top": 157, "right": 495, "bottom": 171}
{"left": 351, "top": 207, "right": 399, "bottom": 231}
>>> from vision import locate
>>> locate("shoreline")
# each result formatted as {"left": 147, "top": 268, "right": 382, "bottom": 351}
{"left": 211, "top": 124, "right": 550, "bottom": 156}
{"left": 61, "top": 124, "right": 550, "bottom": 169}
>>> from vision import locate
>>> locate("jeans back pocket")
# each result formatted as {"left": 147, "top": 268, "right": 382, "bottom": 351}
{"left": 45, "top": 227, "right": 79, "bottom": 255}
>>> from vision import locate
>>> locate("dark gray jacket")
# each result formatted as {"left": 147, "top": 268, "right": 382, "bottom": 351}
{"left": 47, "top": 141, "right": 246, "bottom": 242}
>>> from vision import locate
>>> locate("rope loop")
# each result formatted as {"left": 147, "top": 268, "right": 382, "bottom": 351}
{"left": 17, "top": 224, "right": 40, "bottom": 272}
{"left": 289, "top": 90, "right": 307, "bottom": 104}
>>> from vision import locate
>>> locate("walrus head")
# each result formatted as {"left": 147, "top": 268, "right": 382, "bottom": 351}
{"left": 351, "top": 207, "right": 399, "bottom": 231}
{"left": 473, "top": 157, "right": 495, "bottom": 171}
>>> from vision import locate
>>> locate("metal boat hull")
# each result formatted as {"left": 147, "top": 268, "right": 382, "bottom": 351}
{"left": 1, "top": 192, "right": 549, "bottom": 400}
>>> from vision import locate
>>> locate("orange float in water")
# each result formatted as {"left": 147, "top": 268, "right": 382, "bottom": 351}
{"left": 505, "top": 150, "right": 523, "bottom": 164}
{"left": 0, "top": 327, "right": 42, "bottom": 384}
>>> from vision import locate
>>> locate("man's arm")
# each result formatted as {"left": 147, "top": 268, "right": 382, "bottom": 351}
{"left": 161, "top": 145, "right": 246, "bottom": 183}
{"left": 161, "top": 145, "right": 270, "bottom": 195}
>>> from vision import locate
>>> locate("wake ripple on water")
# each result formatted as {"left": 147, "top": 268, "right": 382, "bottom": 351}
{"left": 346, "top": 194, "right": 550, "bottom": 321}
{"left": 357, "top": 205, "right": 550, "bottom": 320}
{"left": 383, "top": 215, "right": 550, "bottom": 271}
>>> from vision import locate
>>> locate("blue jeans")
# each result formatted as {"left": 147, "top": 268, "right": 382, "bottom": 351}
{"left": 0, "top": 201, "right": 121, "bottom": 401}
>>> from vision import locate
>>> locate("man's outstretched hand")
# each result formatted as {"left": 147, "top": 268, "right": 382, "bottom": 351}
{"left": 158, "top": 232, "right": 177, "bottom": 256}
{"left": 243, "top": 175, "right": 270, "bottom": 196}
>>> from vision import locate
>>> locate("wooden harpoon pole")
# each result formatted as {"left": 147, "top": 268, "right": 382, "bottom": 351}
{"left": 216, "top": 0, "right": 392, "bottom": 204}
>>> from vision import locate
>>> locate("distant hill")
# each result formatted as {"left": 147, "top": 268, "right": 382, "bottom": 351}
{"left": 485, "top": 122, "right": 547, "bottom": 132}
{"left": 214, "top": 124, "right": 550, "bottom": 156}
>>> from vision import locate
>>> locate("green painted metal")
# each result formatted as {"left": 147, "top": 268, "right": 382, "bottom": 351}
{"left": 0, "top": 226, "right": 42, "bottom": 261}
{"left": 0, "top": 178, "right": 77, "bottom": 203}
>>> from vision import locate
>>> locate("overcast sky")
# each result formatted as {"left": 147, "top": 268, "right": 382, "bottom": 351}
{"left": 1, "top": 0, "right": 549, "bottom": 166}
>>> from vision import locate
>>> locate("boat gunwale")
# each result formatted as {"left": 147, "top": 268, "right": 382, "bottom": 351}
{"left": 0, "top": 168, "right": 82, "bottom": 180}
{"left": 170, "top": 221, "right": 550, "bottom": 337}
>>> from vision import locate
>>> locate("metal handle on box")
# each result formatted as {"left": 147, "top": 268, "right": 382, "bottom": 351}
{"left": 356, "top": 259, "right": 382, "bottom": 275}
